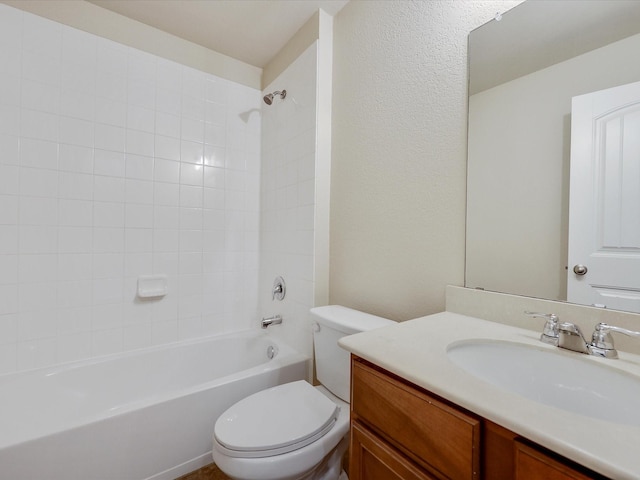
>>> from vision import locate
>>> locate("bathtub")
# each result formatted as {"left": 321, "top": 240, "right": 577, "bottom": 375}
{"left": 0, "top": 329, "right": 308, "bottom": 480}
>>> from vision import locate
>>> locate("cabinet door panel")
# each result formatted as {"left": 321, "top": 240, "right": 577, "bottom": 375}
{"left": 350, "top": 423, "right": 437, "bottom": 480}
{"left": 515, "top": 441, "right": 598, "bottom": 480}
{"left": 351, "top": 359, "right": 480, "bottom": 479}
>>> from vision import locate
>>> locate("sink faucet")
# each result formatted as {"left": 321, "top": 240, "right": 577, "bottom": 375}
{"left": 526, "top": 311, "right": 640, "bottom": 359}
{"left": 589, "top": 323, "right": 640, "bottom": 359}
{"left": 557, "top": 322, "right": 590, "bottom": 354}
{"left": 525, "top": 311, "right": 559, "bottom": 346}
{"left": 556, "top": 321, "right": 640, "bottom": 359}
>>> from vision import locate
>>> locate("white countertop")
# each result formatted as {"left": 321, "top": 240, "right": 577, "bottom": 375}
{"left": 339, "top": 311, "right": 640, "bottom": 479}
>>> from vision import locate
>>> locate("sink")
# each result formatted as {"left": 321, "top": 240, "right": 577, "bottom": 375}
{"left": 447, "top": 340, "right": 640, "bottom": 426}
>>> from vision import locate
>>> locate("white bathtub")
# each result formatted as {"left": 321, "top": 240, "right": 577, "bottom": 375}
{"left": 0, "top": 329, "right": 308, "bottom": 480}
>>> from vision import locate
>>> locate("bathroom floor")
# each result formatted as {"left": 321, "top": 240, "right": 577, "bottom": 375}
{"left": 176, "top": 463, "right": 230, "bottom": 480}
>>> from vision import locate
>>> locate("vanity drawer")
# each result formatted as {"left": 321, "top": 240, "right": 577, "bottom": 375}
{"left": 351, "top": 358, "right": 480, "bottom": 479}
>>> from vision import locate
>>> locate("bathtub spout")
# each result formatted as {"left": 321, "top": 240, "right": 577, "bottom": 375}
{"left": 261, "top": 315, "right": 283, "bottom": 329}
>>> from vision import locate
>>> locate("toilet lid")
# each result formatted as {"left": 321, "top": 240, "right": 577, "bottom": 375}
{"left": 214, "top": 380, "right": 339, "bottom": 458}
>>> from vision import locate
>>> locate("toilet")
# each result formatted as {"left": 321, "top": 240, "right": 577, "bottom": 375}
{"left": 211, "top": 305, "right": 395, "bottom": 480}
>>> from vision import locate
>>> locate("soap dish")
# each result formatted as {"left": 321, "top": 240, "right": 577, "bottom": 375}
{"left": 137, "top": 274, "right": 168, "bottom": 299}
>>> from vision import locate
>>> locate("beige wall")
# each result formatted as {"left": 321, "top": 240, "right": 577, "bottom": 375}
{"left": 1, "top": 0, "right": 261, "bottom": 89}
{"left": 330, "top": 0, "right": 521, "bottom": 321}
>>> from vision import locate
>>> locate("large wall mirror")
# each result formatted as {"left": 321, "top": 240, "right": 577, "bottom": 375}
{"left": 466, "top": 0, "right": 640, "bottom": 313}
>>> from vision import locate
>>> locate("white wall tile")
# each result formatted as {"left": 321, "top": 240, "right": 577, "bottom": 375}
{"left": 58, "top": 280, "right": 92, "bottom": 309}
{"left": 0, "top": 104, "right": 19, "bottom": 136}
{"left": 91, "top": 326, "right": 123, "bottom": 357}
{"left": 156, "top": 112, "right": 181, "bottom": 139}
{"left": 154, "top": 206, "right": 179, "bottom": 229}
{"left": 125, "top": 154, "right": 154, "bottom": 181}
{"left": 19, "top": 197, "right": 58, "bottom": 226}
{"left": 0, "top": 255, "right": 18, "bottom": 284}
{"left": 127, "top": 104, "right": 155, "bottom": 133}
{"left": 19, "top": 225, "right": 58, "bottom": 254}
{"left": 156, "top": 88, "right": 181, "bottom": 115}
{"left": 21, "top": 109, "right": 58, "bottom": 142}
{"left": 59, "top": 172, "right": 93, "bottom": 200}
{"left": 94, "top": 150, "right": 126, "bottom": 177}
{"left": 96, "top": 39, "right": 127, "bottom": 76}
{"left": 94, "top": 202, "right": 125, "bottom": 228}
{"left": 125, "top": 203, "right": 153, "bottom": 228}
{"left": 20, "top": 167, "right": 58, "bottom": 197}
{"left": 180, "top": 162, "right": 203, "bottom": 186}
{"left": 95, "top": 72, "right": 127, "bottom": 103}
{"left": 94, "top": 176, "right": 125, "bottom": 202}
{"left": 59, "top": 116, "right": 94, "bottom": 147}
{"left": 0, "top": 284, "right": 18, "bottom": 315}
{"left": 125, "top": 228, "right": 152, "bottom": 253}
{"left": 0, "top": 134, "right": 19, "bottom": 165}
{"left": 155, "top": 135, "right": 181, "bottom": 162}
{"left": 125, "top": 179, "right": 153, "bottom": 204}
{"left": 21, "top": 79, "right": 59, "bottom": 113}
{"left": 0, "top": 226, "right": 18, "bottom": 255}
{"left": 1, "top": 5, "right": 263, "bottom": 374}
{"left": 128, "top": 80, "right": 155, "bottom": 109}
{"left": 58, "top": 254, "right": 92, "bottom": 281}
{"left": 61, "top": 63, "right": 95, "bottom": 97}
{"left": 0, "top": 195, "right": 18, "bottom": 225}
{"left": 126, "top": 129, "right": 154, "bottom": 157}
{"left": 93, "top": 227, "right": 125, "bottom": 253}
{"left": 59, "top": 144, "right": 93, "bottom": 174}
{"left": 95, "top": 98, "right": 127, "bottom": 127}
{"left": 94, "top": 253, "right": 124, "bottom": 279}
{"left": 58, "top": 226, "right": 92, "bottom": 254}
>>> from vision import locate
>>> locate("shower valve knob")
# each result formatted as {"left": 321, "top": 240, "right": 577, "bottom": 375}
{"left": 272, "top": 276, "right": 286, "bottom": 301}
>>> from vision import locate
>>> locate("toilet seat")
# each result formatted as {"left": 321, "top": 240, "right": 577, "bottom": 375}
{"left": 214, "top": 380, "right": 340, "bottom": 458}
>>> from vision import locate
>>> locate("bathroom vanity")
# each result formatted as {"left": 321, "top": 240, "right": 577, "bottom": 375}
{"left": 340, "top": 312, "right": 640, "bottom": 479}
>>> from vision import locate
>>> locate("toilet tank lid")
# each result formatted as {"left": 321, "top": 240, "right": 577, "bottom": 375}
{"left": 310, "top": 305, "right": 395, "bottom": 334}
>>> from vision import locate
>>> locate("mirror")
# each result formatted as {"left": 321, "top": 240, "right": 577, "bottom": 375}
{"left": 466, "top": 0, "right": 640, "bottom": 312}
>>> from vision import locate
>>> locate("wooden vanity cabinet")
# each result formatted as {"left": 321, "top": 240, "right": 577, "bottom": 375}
{"left": 350, "top": 356, "right": 608, "bottom": 480}
{"left": 350, "top": 358, "right": 481, "bottom": 479}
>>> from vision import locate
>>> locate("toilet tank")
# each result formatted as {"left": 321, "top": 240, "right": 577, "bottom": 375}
{"left": 310, "top": 305, "right": 395, "bottom": 402}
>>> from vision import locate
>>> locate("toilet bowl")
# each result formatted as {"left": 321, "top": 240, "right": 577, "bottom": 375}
{"left": 211, "top": 305, "right": 394, "bottom": 480}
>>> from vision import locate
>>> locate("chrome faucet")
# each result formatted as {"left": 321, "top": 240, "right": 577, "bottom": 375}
{"left": 589, "top": 323, "right": 640, "bottom": 359}
{"left": 525, "top": 311, "right": 559, "bottom": 346}
{"left": 550, "top": 320, "right": 640, "bottom": 359}
{"left": 525, "top": 311, "right": 640, "bottom": 359}
{"left": 261, "top": 314, "right": 282, "bottom": 329}
{"left": 557, "top": 322, "right": 590, "bottom": 354}
{"left": 272, "top": 276, "right": 286, "bottom": 301}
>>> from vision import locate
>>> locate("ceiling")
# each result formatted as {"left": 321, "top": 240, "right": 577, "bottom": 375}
{"left": 469, "top": 0, "right": 640, "bottom": 94}
{"left": 87, "top": 0, "right": 348, "bottom": 68}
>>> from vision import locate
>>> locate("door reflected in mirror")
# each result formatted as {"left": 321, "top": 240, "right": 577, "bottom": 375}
{"left": 466, "top": 0, "right": 640, "bottom": 312}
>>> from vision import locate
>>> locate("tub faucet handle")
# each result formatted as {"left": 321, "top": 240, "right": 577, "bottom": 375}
{"left": 272, "top": 276, "right": 286, "bottom": 301}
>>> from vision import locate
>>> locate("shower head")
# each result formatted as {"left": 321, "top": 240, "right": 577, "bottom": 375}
{"left": 263, "top": 90, "right": 286, "bottom": 105}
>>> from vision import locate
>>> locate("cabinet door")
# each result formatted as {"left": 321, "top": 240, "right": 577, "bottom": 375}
{"left": 351, "top": 359, "right": 480, "bottom": 479}
{"left": 350, "top": 423, "right": 438, "bottom": 480}
{"left": 515, "top": 441, "right": 599, "bottom": 480}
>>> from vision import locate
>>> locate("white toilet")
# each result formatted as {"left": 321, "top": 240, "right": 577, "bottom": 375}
{"left": 211, "top": 305, "right": 394, "bottom": 480}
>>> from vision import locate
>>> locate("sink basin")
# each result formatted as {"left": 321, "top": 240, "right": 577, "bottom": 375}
{"left": 447, "top": 340, "right": 640, "bottom": 426}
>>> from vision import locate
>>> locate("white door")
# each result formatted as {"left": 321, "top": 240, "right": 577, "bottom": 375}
{"left": 568, "top": 81, "right": 640, "bottom": 312}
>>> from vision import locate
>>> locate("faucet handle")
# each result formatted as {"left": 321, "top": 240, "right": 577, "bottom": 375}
{"left": 525, "top": 311, "right": 559, "bottom": 346}
{"left": 589, "top": 323, "right": 640, "bottom": 358}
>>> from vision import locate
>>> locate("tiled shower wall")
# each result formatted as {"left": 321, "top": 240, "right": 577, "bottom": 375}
{"left": 0, "top": 4, "right": 261, "bottom": 374}
{"left": 260, "top": 44, "right": 318, "bottom": 359}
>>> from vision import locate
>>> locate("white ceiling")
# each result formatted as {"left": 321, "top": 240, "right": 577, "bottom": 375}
{"left": 87, "top": 0, "right": 348, "bottom": 68}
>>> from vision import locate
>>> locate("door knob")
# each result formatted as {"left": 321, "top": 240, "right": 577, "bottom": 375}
{"left": 573, "top": 264, "right": 588, "bottom": 276}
